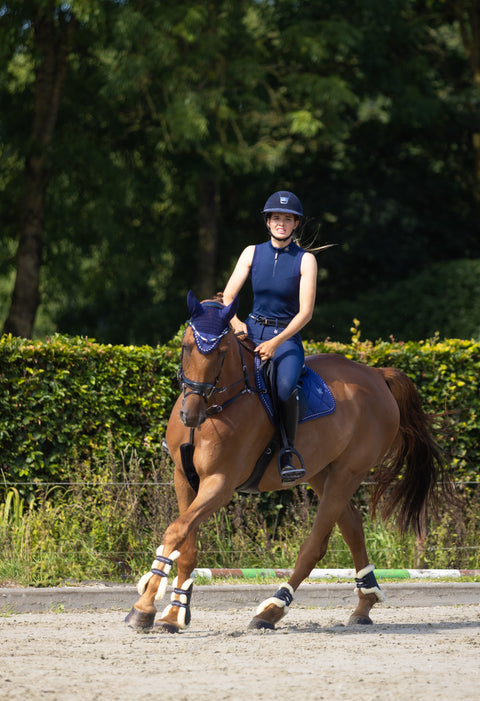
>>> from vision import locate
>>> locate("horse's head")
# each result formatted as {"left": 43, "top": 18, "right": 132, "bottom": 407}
{"left": 179, "top": 291, "right": 239, "bottom": 427}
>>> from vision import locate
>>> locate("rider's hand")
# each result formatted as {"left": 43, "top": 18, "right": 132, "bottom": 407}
{"left": 232, "top": 319, "right": 248, "bottom": 337}
{"left": 255, "top": 338, "right": 280, "bottom": 361}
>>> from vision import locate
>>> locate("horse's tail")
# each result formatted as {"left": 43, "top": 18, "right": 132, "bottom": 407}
{"left": 371, "top": 366, "right": 455, "bottom": 536}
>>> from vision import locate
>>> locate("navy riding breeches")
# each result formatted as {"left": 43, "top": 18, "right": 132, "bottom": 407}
{"left": 246, "top": 317, "right": 304, "bottom": 402}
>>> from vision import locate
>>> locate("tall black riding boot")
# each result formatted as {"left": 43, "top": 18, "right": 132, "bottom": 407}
{"left": 278, "top": 389, "right": 306, "bottom": 482}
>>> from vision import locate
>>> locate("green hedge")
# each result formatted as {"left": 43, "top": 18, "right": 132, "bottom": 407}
{"left": 0, "top": 333, "right": 181, "bottom": 484}
{"left": 1, "top": 331, "right": 479, "bottom": 488}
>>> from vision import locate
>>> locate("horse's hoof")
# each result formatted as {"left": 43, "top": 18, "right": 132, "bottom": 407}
{"left": 155, "top": 621, "right": 180, "bottom": 634}
{"left": 124, "top": 606, "right": 156, "bottom": 630}
{"left": 348, "top": 614, "right": 373, "bottom": 625}
{"left": 247, "top": 616, "right": 275, "bottom": 631}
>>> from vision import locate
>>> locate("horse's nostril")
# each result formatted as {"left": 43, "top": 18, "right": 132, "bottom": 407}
{"left": 180, "top": 409, "right": 205, "bottom": 428}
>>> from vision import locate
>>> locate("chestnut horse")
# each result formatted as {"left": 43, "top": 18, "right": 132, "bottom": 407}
{"left": 125, "top": 292, "right": 451, "bottom": 633}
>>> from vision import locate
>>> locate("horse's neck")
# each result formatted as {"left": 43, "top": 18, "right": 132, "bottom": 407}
{"left": 222, "top": 332, "right": 253, "bottom": 383}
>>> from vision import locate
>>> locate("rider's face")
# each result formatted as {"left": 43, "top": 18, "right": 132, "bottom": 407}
{"left": 267, "top": 212, "right": 298, "bottom": 243}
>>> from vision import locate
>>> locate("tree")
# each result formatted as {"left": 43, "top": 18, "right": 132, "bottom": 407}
{"left": 1, "top": 1, "right": 479, "bottom": 344}
{"left": 1, "top": 1, "right": 98, "bottom": 338}
{"left": 301, "top": 0, "right": 480, "bottom": 306}
{"left": 452, "top": 0, "right": 480, "bottom": 203}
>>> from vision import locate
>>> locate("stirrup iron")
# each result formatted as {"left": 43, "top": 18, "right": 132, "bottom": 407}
{"left": 277, "top": 446, "right": 306, "bottom": 483}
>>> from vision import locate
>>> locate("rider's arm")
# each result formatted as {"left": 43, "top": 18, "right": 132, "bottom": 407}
{"left": 223, "top": 246, "right": 255, "bottom": 334}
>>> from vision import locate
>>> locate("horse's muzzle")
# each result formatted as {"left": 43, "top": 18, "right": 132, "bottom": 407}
{"left": 180, "top": 402, "right": 207, "bottom": 428}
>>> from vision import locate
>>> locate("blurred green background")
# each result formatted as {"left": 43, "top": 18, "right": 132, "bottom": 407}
{"left": 1, "top": 0, "right": 479, "bottom": 344}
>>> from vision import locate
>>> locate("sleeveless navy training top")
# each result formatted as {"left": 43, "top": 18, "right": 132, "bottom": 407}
{"left": 250, "top": 240, "right": 305, "bottom": 320}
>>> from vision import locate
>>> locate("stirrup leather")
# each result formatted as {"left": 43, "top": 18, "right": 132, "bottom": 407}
{"left": 277, "top": 389, "right": 305, "bottom": 482}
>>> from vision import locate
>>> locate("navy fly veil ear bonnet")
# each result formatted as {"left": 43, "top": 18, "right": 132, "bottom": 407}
{"left": 186, "top": 290, "right": 239, "bottom": 354}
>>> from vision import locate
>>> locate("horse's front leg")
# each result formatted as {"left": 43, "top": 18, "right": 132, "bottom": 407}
{"left": 125, "top": 473, "right": 233, "bottom": 632}
{"left": 154, "top": 469, "right": 200, "bottom": 634}
{"left": 124, "top": 528, "right": 200, "bottom": 633}
{"left": 124, "top": 542, "right": 181, "bottom": 630}
{"left": 155, "top": 524, "right": 199, "bottom": 633}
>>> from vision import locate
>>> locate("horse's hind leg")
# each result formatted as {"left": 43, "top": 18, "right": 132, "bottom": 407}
{"left": 248, "top": 470, "right": 343, "bottom": 630}
{"left": 249, "top": 471, "right": 384, "bottom": 630}
{"left": 337, "top": 501, "right": 385, "bottom": 625}
{"left": 248, "top": 527, "right": 333, "bottom": 630}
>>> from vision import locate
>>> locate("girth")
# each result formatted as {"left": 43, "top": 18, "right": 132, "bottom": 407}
{"left": 179, "top": 429, "right": 199, "bottom": 493}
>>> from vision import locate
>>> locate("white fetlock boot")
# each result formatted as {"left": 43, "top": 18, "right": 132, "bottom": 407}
{"left": 160, "top": 576, "right": 195, "bottom": 631}
{"left": 136, "top": 545, "right": 180, "bottom": 601}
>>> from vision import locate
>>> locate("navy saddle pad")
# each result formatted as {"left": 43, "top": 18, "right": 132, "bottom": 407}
{"left": 254, "top": 357, "right": 336, "bottom": 424}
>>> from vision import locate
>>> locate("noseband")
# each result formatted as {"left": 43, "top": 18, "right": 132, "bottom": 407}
{"left": 178, "top": 366, "right": 224, "bottom": 406}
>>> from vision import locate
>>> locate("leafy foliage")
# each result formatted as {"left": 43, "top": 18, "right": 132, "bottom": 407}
{"left": 0, "top": 450, "right": 179, "bottom": 585}
{"left": 0, "top": 331, "right": 479, "bottom": 583}
{"left": 310, "top": 258, "right": 480, "bottom": 342}
{"left": 2, "top": 469, "right": 480, "bottom": 586}
{"left": 0, "top": 332, "right": 478, "bottom": 490}
{"left": 0, "top": 334, "right": 180, "bottom": 484}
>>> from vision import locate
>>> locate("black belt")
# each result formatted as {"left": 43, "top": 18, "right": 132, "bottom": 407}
{"left": 249, "top": 314, "right": 289, "bottom": 328}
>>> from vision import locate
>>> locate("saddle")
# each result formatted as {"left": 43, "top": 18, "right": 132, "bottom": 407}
{"left": 237, "top": 358, "right": 336, "bottom": 492}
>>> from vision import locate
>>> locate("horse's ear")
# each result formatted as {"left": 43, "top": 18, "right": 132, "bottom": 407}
{"left": 187, "top": 290, "right": 203, "bottom": 318}
{"left": 221, "top": 295, "right": 239, "bottom": 324}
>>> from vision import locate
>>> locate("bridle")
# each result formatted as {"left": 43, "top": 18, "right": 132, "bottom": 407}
{"left": 178, "top": 368, "right": 221, "bottom": 405}
{"left": 178, "top": 329, "right": 261, "bottom": 416}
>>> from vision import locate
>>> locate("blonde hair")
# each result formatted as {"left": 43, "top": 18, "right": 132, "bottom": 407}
{"left": 294, "top": 220, "right": 337, "bottom": 255}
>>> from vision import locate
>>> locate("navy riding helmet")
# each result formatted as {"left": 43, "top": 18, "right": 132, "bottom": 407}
{"left": 262, "top": 191, "right": 304, "bottom": 219}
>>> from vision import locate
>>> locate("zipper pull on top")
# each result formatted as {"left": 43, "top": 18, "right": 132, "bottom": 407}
{"left": 273, "top": 250, "right": 279, "bottom": 277}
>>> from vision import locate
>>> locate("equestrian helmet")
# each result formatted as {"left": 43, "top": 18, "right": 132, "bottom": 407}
{"left": 262, "top": 191, "right": 304, "bottom": 218}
